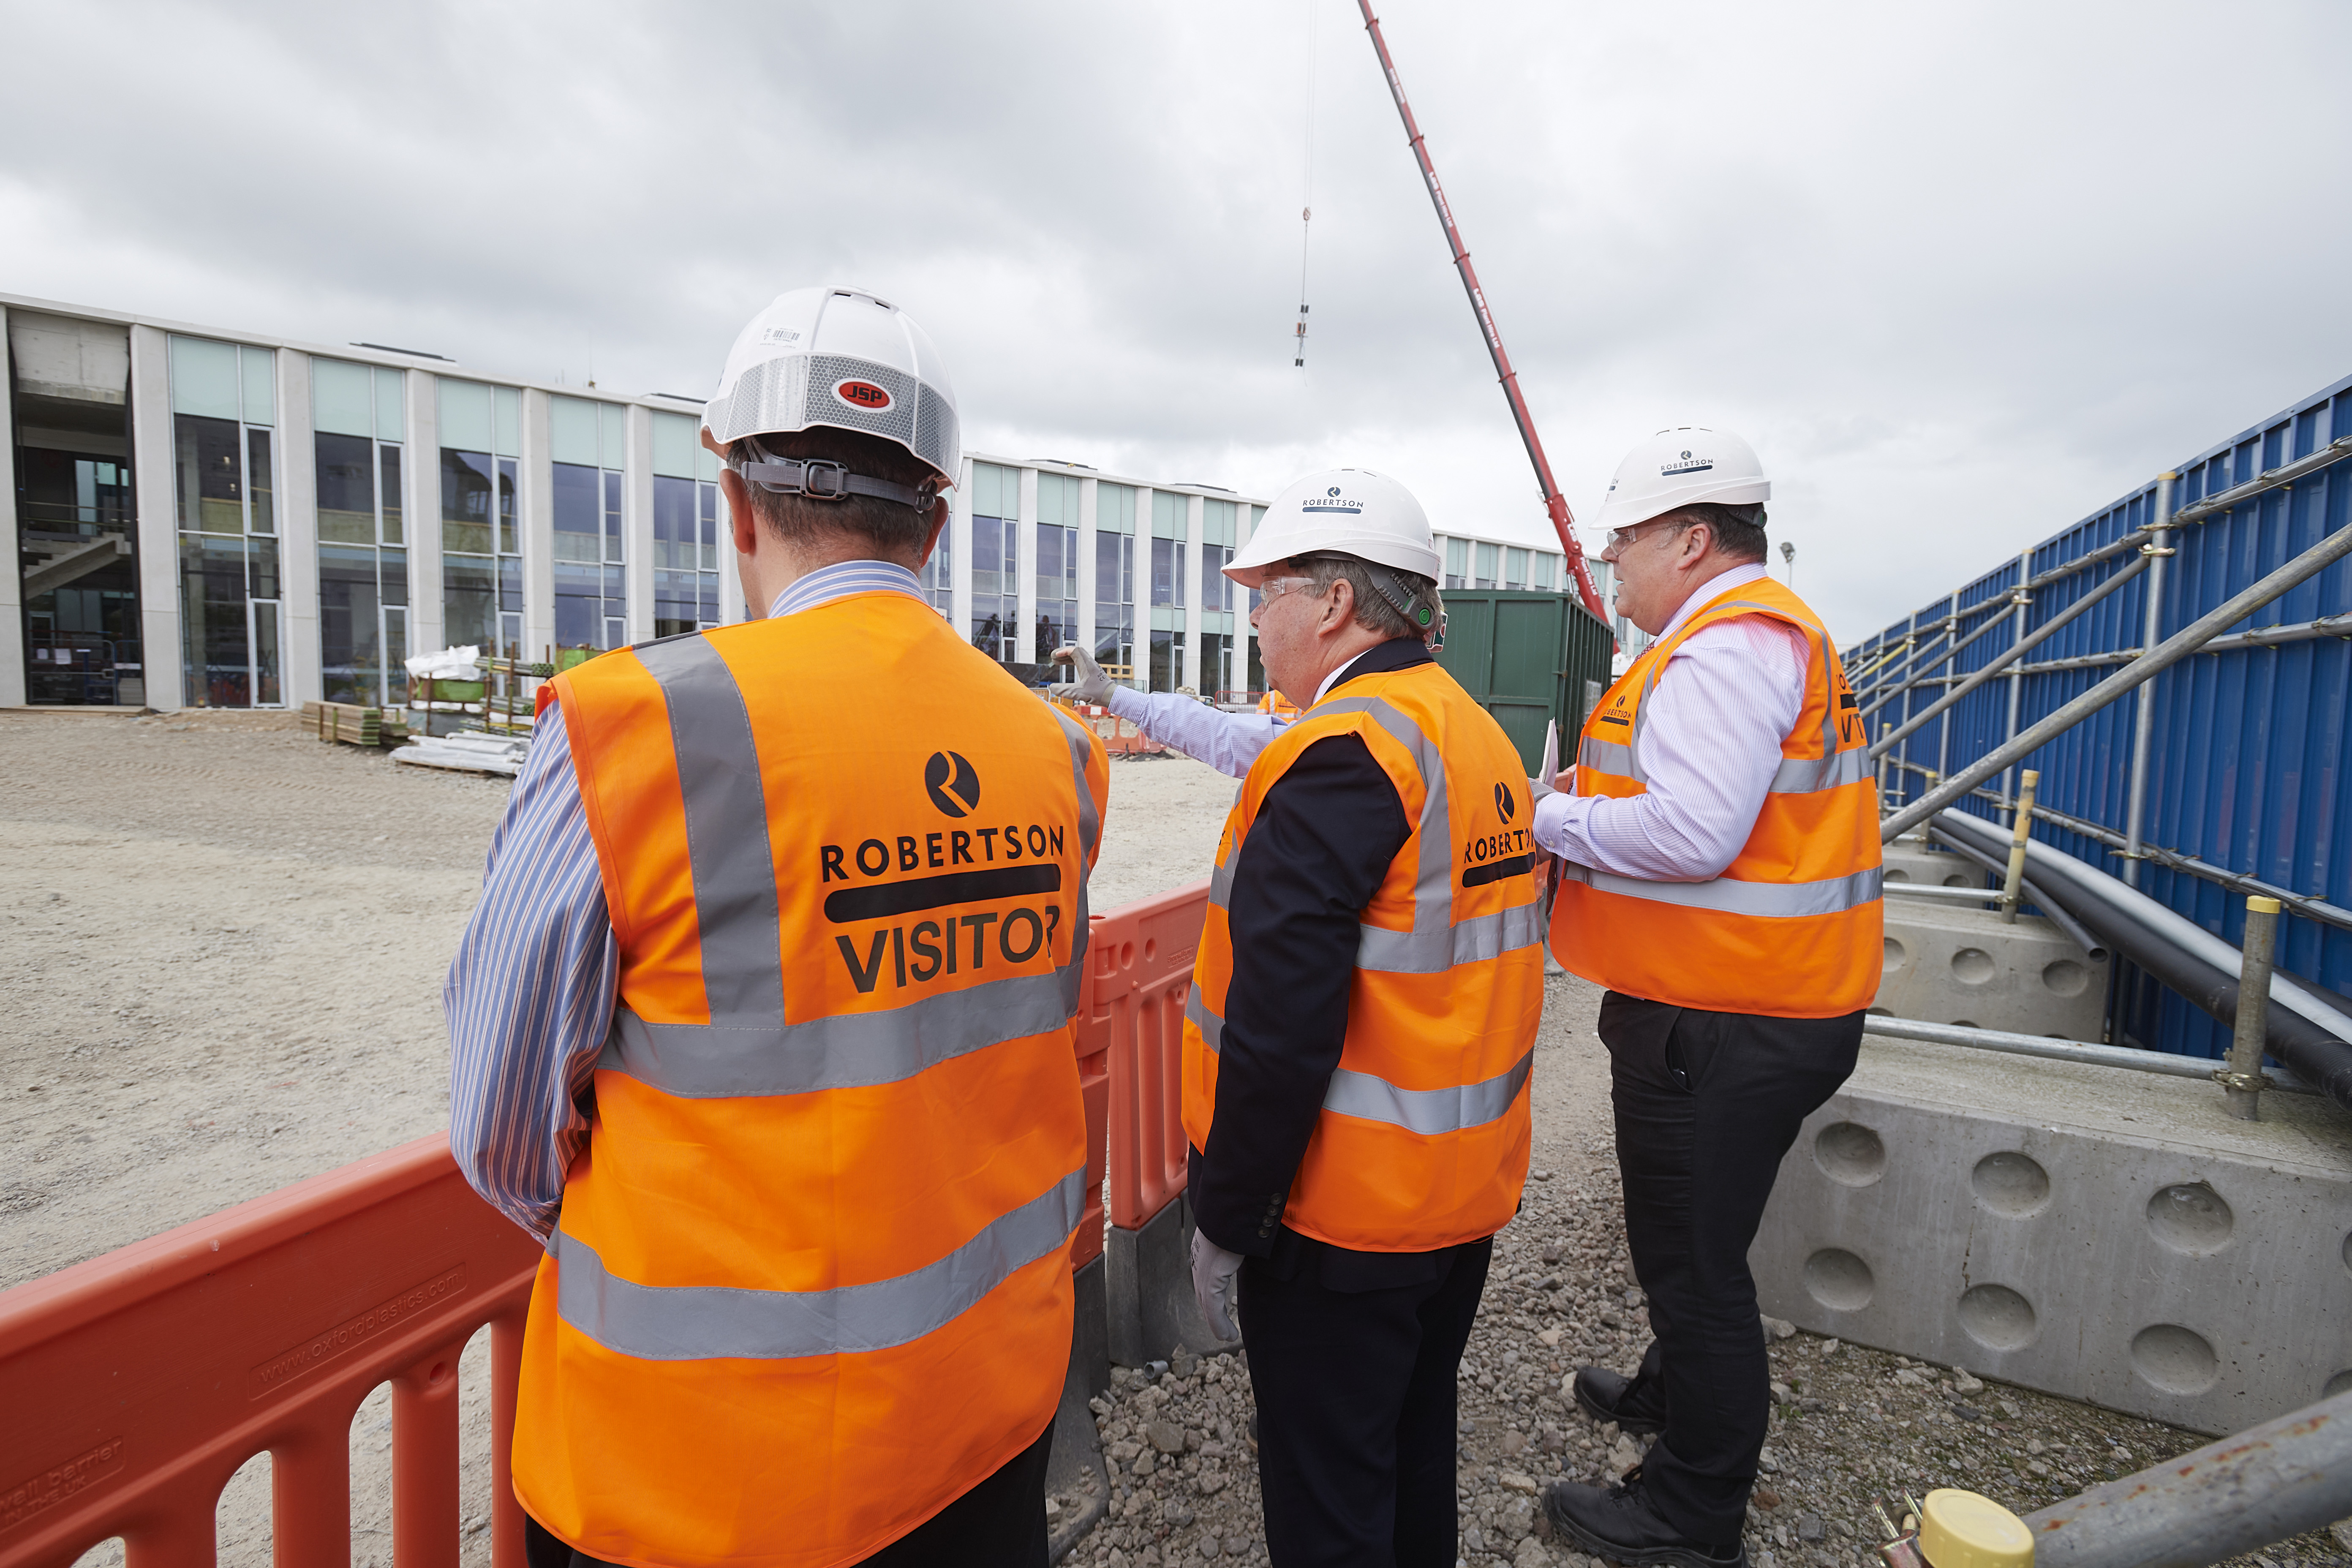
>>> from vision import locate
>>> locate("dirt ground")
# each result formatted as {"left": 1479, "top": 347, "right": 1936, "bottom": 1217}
{"left": 4, "top": 709, "right": 2333, "bottom": 1568}
{"left": 0, "top": 712, "right": 1241, "bottom": 1288}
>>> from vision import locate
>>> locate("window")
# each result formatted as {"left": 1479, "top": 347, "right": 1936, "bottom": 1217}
{"left": 1505, "top": 547, "right": 1527, "bottom": 589}
{"left": 440, "top": 379, "right": 523, "bottom": 660}
{"left": 1035, "top": 471, "right": 1080, "bottom": 659}
{"left": 552, "top": 396, "right": 628, "bottom": 651}
{"left": 1475, "top": 540, "right": 1500, "bottom": 590}
{"left": 652, "top": 412, "right": 721, "bottom": 637}
{"left": 968, "top": 462, "right": 1020, "bottom": 663}
{"left": 170, "top": 336, "right": 281, "bottom": 707}
{"left": 313, "top": 359, "right": 408, "bottom": 707}
{"left": 1093, "top": 482, "right": 1136, "bottom": 679}
{"left": 1533, "top": 552, "right": 1557, "bottom": 591}
{"left": 1199, "top": 498, "right": 1239, "bottom": 697}
{"left": 1149, "top": 490, "right": 1189, "bottom": 691}
{"left": 1443, "top": 536, "right": 1469, "bottom": 591}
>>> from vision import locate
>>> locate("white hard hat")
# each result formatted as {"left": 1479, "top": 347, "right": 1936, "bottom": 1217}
{"left": 1590, "top": 427, "right": 1770, "bottom": 533}
{"left": 1224, "top": 468, "right": 1442, "bottom": 589}
{"left": 702, "top": 286, "right": 959, "bottom": 482}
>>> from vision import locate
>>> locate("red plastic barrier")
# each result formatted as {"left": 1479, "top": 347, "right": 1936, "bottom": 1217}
{"left": 0, "top": 1135, "right": 540, "bottom": 1568}
{"left": 1082, "top": 880, "right": 1214, "bottom": 1231}
{"left": 0, "top": 887, "right": 1213, "bottom": 1568}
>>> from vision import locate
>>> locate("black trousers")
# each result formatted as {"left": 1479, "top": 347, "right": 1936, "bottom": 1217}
{"left": 1600, "top": 991, "right": 1860, "bottom": 1544}
{"left": 1241, "top": 1234, "right": 1492, "bottom": 1568}
{"left": 522, "top": 1419, "right": 1053, "bottom": 1568}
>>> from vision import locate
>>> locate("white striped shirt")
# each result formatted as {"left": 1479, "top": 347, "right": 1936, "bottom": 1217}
{"left": 445, "top": 560, "right": 930, "bottom": 1241}
{"left": 1529, "top": 564, "right": 1811, "bottom": 881}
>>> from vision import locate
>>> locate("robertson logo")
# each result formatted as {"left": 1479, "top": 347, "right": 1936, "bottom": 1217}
{"left": 833, "top": 378, "right": 893, "bottom": 412}
{"left": 924, "top": 751, "right": 981, "bottom": 817}
{"left": 1494, "top": 781, "right": 1517, "bottom": 822}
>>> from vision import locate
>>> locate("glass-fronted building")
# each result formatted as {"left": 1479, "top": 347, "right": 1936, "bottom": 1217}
{"left": 2, "top": 294, "right": 1320, "bottom": 710}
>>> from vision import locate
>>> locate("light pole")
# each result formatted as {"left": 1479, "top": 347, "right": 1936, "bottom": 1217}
{"left": 1779, "top": 539, "right": 1796, "bottom": 588}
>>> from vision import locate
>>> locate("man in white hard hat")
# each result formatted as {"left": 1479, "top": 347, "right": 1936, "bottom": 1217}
{"left": 1064, "top": 468, "right": 1545, "bottom": 1565}
{"left": 449, "top": 286, "right": 1109, "bottom": 1568}
{"left": 1532, "top": 429, "right": 1880, "bottom": 1568}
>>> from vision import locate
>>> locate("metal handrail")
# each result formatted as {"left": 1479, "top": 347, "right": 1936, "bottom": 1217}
{"left": 1881, "top": 517, "right": 2352, "bottom": 839}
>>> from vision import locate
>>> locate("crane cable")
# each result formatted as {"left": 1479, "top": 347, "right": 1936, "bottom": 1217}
{"left": 1294, "top": 0, "right": 1315, "bottom": 368}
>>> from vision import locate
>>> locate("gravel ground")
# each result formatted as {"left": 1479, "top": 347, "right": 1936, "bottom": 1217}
{"left": 1051, "top": 981, "right": 2348, "bottom": 1568}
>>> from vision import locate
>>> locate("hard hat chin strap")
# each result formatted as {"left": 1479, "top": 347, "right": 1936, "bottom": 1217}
{"left": 733, "top": 436, "right": 943, "bottom": 512}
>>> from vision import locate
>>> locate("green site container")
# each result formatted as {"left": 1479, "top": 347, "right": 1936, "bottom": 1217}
{"left": 1433, "top": 590, "right": 1617, "bottom": 773}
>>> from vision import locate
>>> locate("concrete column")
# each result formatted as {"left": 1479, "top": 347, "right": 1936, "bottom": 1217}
{"left": 1076, "top": 476, "right": 1099, "bottom": 656}
{"left": 716, "top": 477, "right": 745, "bottom": 624}
{"left": 1015, "top": 466, "right": 1039, "bottom": 664}
{"left": 1236, "top": 502, "right": 1255, "bottom": 693}
{"left": 277, "top": 350, "right": 321, "bottom": 706}
{"left": 521, "top": 390, "right": 554, "bottom": 660}
{"left": 1132, "top": 487, "right": 1154, "bottom": 692}
{"left": 948, "top": 457, "right": 972, "bottom": 644}
{"left": 128, "top": 325, "right": 181, "bottom": 710}
{"left": 1183, "top": 493, "right": 1204, "bottom": 692}
{"left": 406, "top": 370, "right": 443, "bottom": 656}
{"left": 625, "top": 405, "right": 654, "bottom": 643}
{"left": 0, "top": 304, "right": 21, "bottom": 708}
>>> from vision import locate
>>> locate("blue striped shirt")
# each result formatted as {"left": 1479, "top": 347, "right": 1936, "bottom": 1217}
{"left": 446, "top": 560, "right": 929, "bottom": 1241}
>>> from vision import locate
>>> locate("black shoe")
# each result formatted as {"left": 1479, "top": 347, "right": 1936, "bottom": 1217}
{"left": 1542, "top": 1471, "right": 1747, "bottom": 1568}
{"left": 1573, "top": 1365, "right": 1666, "bottom": 1436}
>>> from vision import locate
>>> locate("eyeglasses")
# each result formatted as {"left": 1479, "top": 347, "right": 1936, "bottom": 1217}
{"left": 1596, "top": 517, "right": 1698, "bottom": 561}
{"left": 1254, "top": 574, "right": 1329, "bottom": 606}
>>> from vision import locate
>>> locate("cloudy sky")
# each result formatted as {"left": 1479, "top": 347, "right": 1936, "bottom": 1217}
{"left": 5, "top": 0, "right": 2347, "bottom": 640}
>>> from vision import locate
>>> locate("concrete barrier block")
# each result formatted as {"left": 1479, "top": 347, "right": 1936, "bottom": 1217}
{"left": 1750, "top": 1036, "right": 2352, "bottom": 1435}
{"left": 1883, "top": 842, "right": 1988, "bottom": 888}
{"left": 1106, "top": 1195, "right": 1239, "bottom": 1367}
{"left": 1878, "top": 902, "right": 2106, "bottom": 1038}
{"left": 1048, "top": 1254, "right": 1111, "bottom": 1494}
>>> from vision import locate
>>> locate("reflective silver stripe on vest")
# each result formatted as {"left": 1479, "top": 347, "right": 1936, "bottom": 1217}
{"left": 634, "top": 637, "right": 785, "bottom": 1020}
{"left": 1578, "top": 735, "right": 1636, "bottom": 778}
{"left": 598, "top": 639, "right": 1098, "bottom": 1099}
{"left": 1353, "top": 901, "right": 1549, "bottom": 975}
{"left": 1185, "top": 981, "right": 1224, "bottom": 1056}
{"left": 1767, "top": 746, "right": 1870, "bottom": 794}
{"left": 1321, "top": 1049, "right": 1532, "bottom": 1135}
{"left": 601, "top": 966, "right": 1087, "bottom": 1097}
{"left": 1562, "top": 863, "right": 1882, "bottom": 919}
{"left": 554, "top": 1165, "right": 1085, "bottom": 1361}
{"left": 1048, "top": 705, "right": 1102, "bottom": 1013}
{"left": 1308, "top": 695, "right": 1541, "bottom": 974}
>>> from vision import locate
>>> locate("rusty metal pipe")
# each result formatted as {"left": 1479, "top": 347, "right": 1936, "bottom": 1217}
{"left": 2023, "top": 1387, "right": 2352, "bottom": 1568}
{"left": 1999, "top": 771, "right": 2038, "bottom": 924}
{"left": 2223, "top": 896, "right": 2281, "bottom": 1119}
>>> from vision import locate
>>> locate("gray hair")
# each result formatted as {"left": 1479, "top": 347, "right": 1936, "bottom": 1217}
{"left": 1290, "top": 553, "right": 1443, "bottom": 641}
{"left": 1656, "top": 501, "right": 1769, "bottom": 564}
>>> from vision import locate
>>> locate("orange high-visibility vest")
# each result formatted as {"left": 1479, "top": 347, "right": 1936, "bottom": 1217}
{"left": 1549, "top": 575, "right": 1881, "bottom": 1017}
{"left": 1181, "top": 659, "right": 1545, "bottom": 1252}
{"left": 514, "top": 592, "right": 1110, "bottom": 1568}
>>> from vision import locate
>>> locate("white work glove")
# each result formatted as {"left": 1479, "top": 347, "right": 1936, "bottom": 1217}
{"left": 1190, "top": 1228, "right": 1243, "bottom": 1342}
{"left": 1047, "top": 644, "right": 1114, "bottom": 705}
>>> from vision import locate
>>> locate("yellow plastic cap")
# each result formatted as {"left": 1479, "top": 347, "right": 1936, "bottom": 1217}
{"left": 1919, "top": 1489, "right": 2033, "bottom": 1568}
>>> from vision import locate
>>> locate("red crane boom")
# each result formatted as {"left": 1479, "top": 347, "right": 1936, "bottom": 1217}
{"left": 1356, "top": 2, "right": 1614, "bottom": 634}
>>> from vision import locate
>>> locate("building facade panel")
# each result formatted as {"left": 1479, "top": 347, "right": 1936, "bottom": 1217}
{"left": 7, "top": 295, "right": 1282, "bottom": 713}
